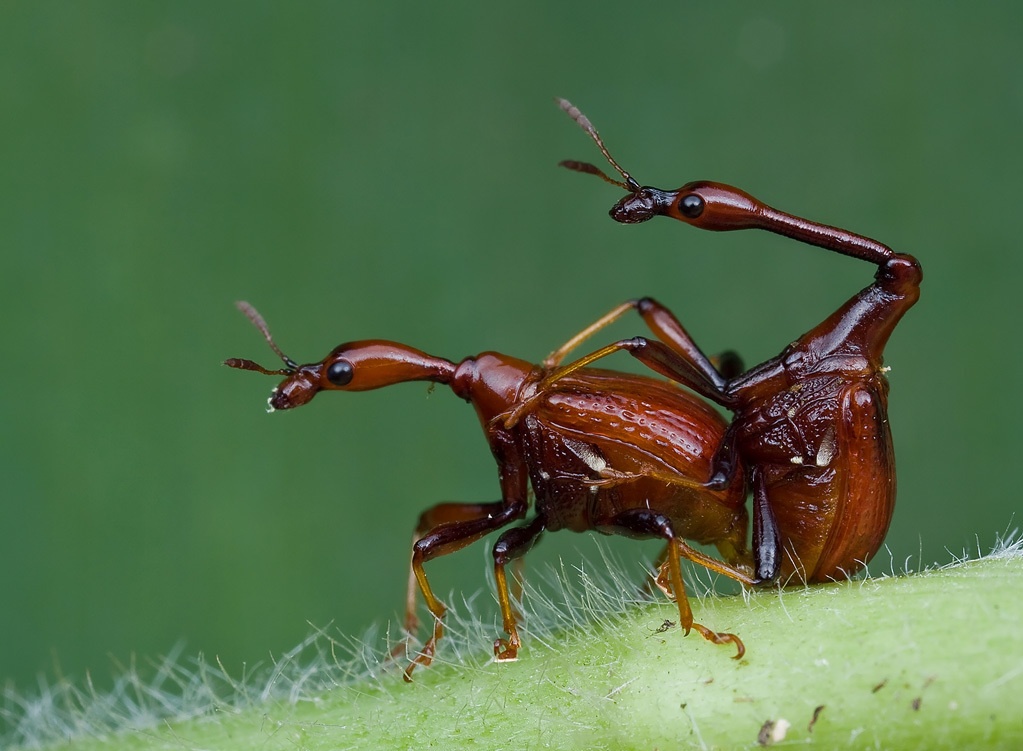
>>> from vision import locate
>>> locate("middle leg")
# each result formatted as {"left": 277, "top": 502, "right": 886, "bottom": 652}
{"left": 490, "top": 514, "right": 547, "bottom": 662}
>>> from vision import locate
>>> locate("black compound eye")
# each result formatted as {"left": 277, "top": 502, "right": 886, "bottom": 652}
{"left": 326, "top": 359, "right": 354, "bottom": 386}
{"left": 678, "top": 193, "right": 705, "bottom": 218}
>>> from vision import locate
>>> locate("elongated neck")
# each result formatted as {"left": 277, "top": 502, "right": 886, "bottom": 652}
{"left": 370, "top": 347, "right": 458, "bottom": 388}
{"left": 393, "top": 351, "right": 458, "bottom": 386}
{"left": 757, "top": 205, "right": 894, "bottom": 267}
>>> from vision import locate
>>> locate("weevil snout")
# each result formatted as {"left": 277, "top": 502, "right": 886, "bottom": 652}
{"left": 267, "top": 366, "right": 322, "bottom": 411}
{"left": 610, "top": 187, "right": 673, "bottom": 224}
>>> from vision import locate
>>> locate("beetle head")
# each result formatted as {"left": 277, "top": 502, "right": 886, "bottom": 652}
{"left": 557, "top": 98, "right": 766, "bottom": 231}
{"left": 225, "top": 302, "right": 457, "bottom": 412}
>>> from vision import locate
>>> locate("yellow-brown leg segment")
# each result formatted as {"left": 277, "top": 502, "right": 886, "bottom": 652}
{"left": 711, "top": 506, "right": 755, "bottom": 578}
{"left": 399, "top": 502, "right": 507, "bottom": 640}
{"left": 647, "top": 509, "right": 752, "bottom": 601}
{"left": 657, "top": 539, "right": 747, "bottom": 659}
{"left": 404, "top": 557, "right": 449, "bottom": 681}
{"left": 661, "top": 539, "right": 746, "bottom": 659}
{"left": 493, "top": 563, "right": 521, "bottom": 661}
{"left": 543, "top": 298, "right": 731, "bottom": 391}
{"left": 503, "top": 296, "right": 740, "bottom": 429}
{"left": 500, "top": 335, "right": 729, "bottom": 431}
{"left": 492, "top": 556, "right": 528, "bottom": 660}
{"left": 584, "top": 463, "right": 727, "bottom": 493}
{"left": 491, "top": 515, "right": 546, "bottom": 662}
{"left": 669, "top": 538, "right": 756, "bottom": 588}
{"left": 500, "top": 342, "right": 632, "bottom": 429}
{"left": 597, "top": 510, "right": 746, "bottom": 660}
{"left": 400, "top": 500, "right": 527, "bottom": 681}
{"left": 543, "top": 300, "right": 639, "bottom": 369}
{"left": 662, "top": 537, "right": 694, "bottom": 633}
{"left": 690, "top": 623, "right": 746, "bottom": 659}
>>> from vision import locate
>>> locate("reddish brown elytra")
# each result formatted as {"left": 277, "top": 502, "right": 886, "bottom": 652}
{"left": 227, "top": 301, "right": 755, "bottom": 680}
{"left": 552, "top": 98, "right": 922, "bottom": 585}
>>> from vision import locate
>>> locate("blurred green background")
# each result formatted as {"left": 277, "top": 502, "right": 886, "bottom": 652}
{"left": 2, "top": 3, "right": 1020, "bottom": 696}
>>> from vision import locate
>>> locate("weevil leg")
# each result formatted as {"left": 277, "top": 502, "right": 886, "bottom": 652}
{"left": 401, "top": 442, "right": 530, "bottom": 680}
{"left": 689, "top": 623, "right": 746, "bottom": 659}
{"left": 652, "top": 529, "right": 754, "bottom": 610}
{"left": 402, "top": 499, "right": 527, "bottom": 681}
{"left": 750, "top": 466, "right": 782, "bottom": 584}
{"left": 659, "top": 538, "right": 746, "bottom": 659}
{"left": 711, "top": 349, "right": 744, "bottom": 380}
{"left": 491, "top": 515, "right": 547, "bottom": 662}
{"left": 392, "top": 500, "right": 510, "bottom": 662}
{"left": 505, "top": 297, "right": 734, "bottom": 429}
{"left": 543, "top": 299, "right": 640, "bottom": 369}
{"left": 596, "top": 509, "right": 745, "bottom": 659}
{"left": 582, "top": 461, "right": 734, "bottom": 495}
{"left": 577, "top": 337, "right": 733, "bottom": 405}
{"left": 501, "top": 335, "right": 732, "bottom": 430}
{"left": 712, "top": 502, "right": 755, "bottom": 574}
{"left": 544, "top": 298, "right": 731, "bottom": 393}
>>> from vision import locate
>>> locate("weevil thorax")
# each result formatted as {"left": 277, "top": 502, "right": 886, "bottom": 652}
{"left": 452, "top": 352, "right": 537, "bottom": 428}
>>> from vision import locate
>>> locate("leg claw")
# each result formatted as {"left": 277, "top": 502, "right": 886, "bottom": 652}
{"left": 493, "top": 637, "right": 520, "bottom": 662}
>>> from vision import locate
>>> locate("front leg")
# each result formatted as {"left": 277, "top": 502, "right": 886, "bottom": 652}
{"left": 403, "top": 498, "right": 527, "bottom": 681}
{"left": 403, "top": 433, "right": 531, "bottom": 680}
{"left": 400, "top": 501, "right": 515, "bottom": 640}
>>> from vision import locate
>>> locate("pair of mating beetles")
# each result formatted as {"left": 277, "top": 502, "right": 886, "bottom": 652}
{"left": 227, "top": 100, "right": 921, "bottom": 680}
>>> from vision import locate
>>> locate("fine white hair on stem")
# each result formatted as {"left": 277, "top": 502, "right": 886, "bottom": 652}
{"left": 3, "top": 532, "right": 1021, "bottom": 749}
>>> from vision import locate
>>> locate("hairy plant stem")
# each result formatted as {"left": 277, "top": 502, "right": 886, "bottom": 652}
{"left": 10, "top": 549, "right": 1023, "bottom": 750}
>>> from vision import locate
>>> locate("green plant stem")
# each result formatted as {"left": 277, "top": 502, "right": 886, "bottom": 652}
{"left": 23, "top": 551, "right": 1023, "bottom": 750}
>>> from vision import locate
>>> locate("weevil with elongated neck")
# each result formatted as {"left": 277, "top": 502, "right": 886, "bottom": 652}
{"left": 227, "top": 301, "right": 754, "bottom": 679}
{"left": 546, "top": 98, "right": 922, "bottom": 584}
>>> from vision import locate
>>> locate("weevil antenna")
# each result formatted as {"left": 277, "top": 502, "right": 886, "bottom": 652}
{"left": 233, "top": 301, "right": 298, "bottom": 371}
{"left": 556, "top": 98, "right": 640, "bottom": 192}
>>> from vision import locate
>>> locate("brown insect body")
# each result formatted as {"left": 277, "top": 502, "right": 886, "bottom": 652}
{"left": 521, "top": 369, "right": 747, "bottom": 547}
{"left": 224, "top": 98, "right": 923, "bottom": 677}
{"left": 555, "top": 98, "right": 922, "bottom": 585}
{"left": 227, "top": 311, "right": 752, "bottom": 680}
{"left": 724, "top": 319, "right": 899, "bottom": 583}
